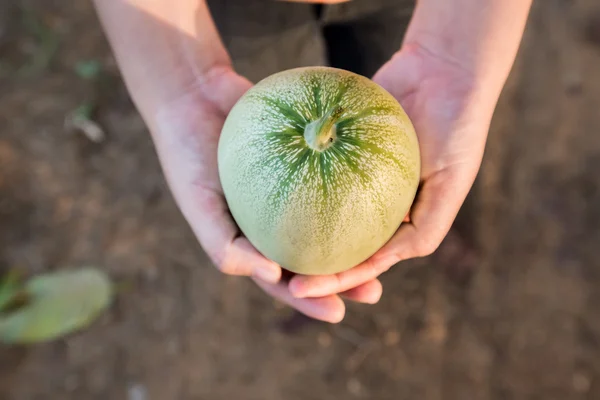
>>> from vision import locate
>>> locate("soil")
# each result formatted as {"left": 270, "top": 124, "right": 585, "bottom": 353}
{"left": 1, "top": 1, "right": 600, "bottom": 399}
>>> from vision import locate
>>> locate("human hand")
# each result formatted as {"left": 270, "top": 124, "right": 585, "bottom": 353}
{"left": 94, "top": 0, "right": 529, "bottom": 324}
{"left": 284, "top": 44, "right": 494, "bottom": 301}
{"left": 151, "top": 67, "right": 382, "bottom": 323}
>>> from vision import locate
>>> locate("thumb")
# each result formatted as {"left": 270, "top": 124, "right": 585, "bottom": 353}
{"left": 375, "top": 165, "right": 476, "bottom": 263}
{"left": 286, "top": 164, "right": 477, "bottom": 299}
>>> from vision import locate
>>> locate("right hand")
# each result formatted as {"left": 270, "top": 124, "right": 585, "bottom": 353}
{"left": 150, "top": 67, "right": 382, "bottom": 323}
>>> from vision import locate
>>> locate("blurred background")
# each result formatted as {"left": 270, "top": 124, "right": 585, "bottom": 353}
{"left": 1, "top": 0, "right": 600, "bottom": 399}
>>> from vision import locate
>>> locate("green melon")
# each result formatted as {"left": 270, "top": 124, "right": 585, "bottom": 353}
{"left": 218, "top": 66, "right": 420, "bottom": 275}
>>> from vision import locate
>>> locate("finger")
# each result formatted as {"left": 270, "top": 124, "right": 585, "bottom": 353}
{"left": 374, "top": 166, "right": 475, "bottom": 262}
{"left": 252, "top": 277, "right": 346, "bottom": 323}
{"left": 403, "top": 212, "right": 411, "bottom": 223}
{"left": 339, "top": 279, "right": 383, "bottom": 304}
{"left": 199, "top": 67, "right": 253, "bottom": 114}
{"left": 372, "top": 50, "right": 423, "bottom": 102}
{"left": 288, "top": 255, "right": 393, "bottom": 299}
{"left": 187, "top": 190, "right": 281, "bottom": 283}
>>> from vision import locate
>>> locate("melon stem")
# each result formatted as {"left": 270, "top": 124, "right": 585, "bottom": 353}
{"left": 303, "top": 105, "right": 344, "bottom": 152}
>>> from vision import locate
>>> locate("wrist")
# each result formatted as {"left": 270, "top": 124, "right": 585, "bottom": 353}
{"left": 401, "top": 0, "right": 532, "bottom": 106}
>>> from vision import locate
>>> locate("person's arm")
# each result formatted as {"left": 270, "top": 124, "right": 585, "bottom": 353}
{"left": 287, "top": 0, "right": 533, "bottom": 298}
{"left": 92, "top": 0, "right": 231, "bottom": 122}
{"left": 403, "top": 0, "right": 532, "bottom": 110}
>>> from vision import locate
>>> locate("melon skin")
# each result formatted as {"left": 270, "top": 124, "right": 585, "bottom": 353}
{"left": 218, "top": 66, "right": 420, "bottom": 275}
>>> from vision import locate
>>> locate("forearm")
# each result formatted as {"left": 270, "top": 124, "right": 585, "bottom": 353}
{"left": 92, "top": 0, "right": 230, "bottom": 119}
{"left": 404, "top": 0, "right": 533, "bottom": 100}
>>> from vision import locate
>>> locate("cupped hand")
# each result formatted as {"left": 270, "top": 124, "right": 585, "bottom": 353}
{"left": 285, "top": 44, "right": 493, "bottom": 301}
{"left": 150, "top": 67, "right": 381, "bottom": 323}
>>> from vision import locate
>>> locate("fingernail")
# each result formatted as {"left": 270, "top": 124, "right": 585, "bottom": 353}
{"left": 253, "top": 265, "right": 280, "bottom": 284}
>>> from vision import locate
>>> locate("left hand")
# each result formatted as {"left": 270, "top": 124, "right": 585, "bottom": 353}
{"left": 284, "top": 44, "right": 494, "bottom": 306}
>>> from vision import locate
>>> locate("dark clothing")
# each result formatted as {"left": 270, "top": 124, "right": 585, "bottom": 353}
{"left": 206, "top": 0, "right": 416, "bottom": 83}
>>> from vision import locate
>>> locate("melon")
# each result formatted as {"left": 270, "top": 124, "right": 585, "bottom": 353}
{"left": 218, "top": 66, "right": 420, "bottom": 275}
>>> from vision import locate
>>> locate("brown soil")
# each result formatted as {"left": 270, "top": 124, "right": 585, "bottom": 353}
{"left": 1, "top": 1, "right": 600, "bottom": 399}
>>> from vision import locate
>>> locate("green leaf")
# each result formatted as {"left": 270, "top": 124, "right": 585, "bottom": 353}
{"left": 0, "top": 267, "right": 113, "bottom": 344}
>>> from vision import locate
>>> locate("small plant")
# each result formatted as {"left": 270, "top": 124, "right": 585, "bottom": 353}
{"left": 0, "top": 267, "right": 113, "bottom": 344}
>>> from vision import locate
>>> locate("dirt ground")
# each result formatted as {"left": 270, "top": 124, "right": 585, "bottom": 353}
{"left": 1, "top": 1, "right": 600, "bottom": 399}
